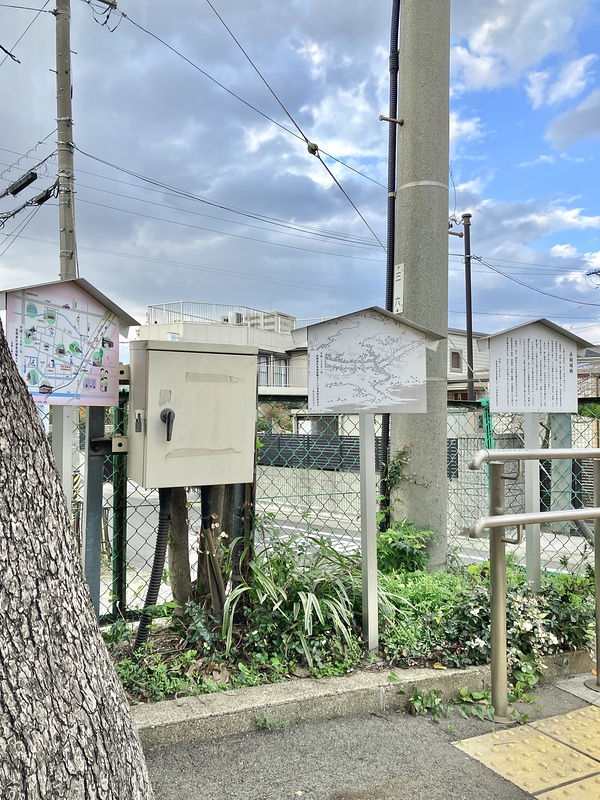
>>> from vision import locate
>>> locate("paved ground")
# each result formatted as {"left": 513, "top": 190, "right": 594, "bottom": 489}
{"left": 143, "top": 674, "right": 600, "bottom": 800}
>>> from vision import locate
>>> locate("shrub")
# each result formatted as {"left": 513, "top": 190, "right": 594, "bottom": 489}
{"left": 377, "top": 519, "right": 438, "bottom": 573}
{"left": 222, "top": 524, "right": 363, "bottom": 675}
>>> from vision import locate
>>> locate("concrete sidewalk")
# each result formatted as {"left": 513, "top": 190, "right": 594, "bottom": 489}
{"left": 137, "top": 651, "right": 600, "bottom": 800}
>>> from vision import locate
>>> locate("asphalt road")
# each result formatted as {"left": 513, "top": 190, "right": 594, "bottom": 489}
{"left": 144, "top": 684, "right": 588, "bottom": 800}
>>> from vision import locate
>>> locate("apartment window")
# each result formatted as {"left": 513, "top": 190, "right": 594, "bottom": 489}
{"left": 296, "top": 415, "right": 339, "bottom": 436}
{"left": 273, "top": 358, "right": 287, "bottom": 387}
{"left": 257, "top": 355, "right": 269, "bottom": 386}
{"left": 450, "top": 349, "right": 463, "bottom": 372}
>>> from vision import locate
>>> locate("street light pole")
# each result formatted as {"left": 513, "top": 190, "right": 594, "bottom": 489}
{"left": 462, "top": 213, "right": 475, "bottom": 401}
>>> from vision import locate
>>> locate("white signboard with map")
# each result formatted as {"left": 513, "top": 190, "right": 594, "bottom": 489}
{"left": 300, "top": 308, "right": 435, "bottom": 414}
{"left": 4, "top": 281, "right": 125, "bottom": 406}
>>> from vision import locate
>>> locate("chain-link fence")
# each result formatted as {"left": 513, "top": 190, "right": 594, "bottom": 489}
{"left": 255, "top": 400, "right": 381, "bottom": 556}
{"left": 39, "top": 396, "right": 600, "bottom": 621}
{"left": 447, "top": 400, "right": 599, "bottom": 572}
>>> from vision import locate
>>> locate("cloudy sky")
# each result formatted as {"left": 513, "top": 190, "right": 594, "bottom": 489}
{"left": 1, "top": 0, "right": 600, "bottom": 343}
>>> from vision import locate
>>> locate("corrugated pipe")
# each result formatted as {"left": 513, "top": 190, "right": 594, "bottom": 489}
{"left": 133, "top": 486, "right": 172, "bottom": 653}
{"left": 380, "top": 0, "right": 401, "bottom": 524}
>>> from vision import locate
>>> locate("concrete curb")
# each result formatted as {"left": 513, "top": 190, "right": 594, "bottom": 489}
{"left": 133, "top": 649, "right": 593, "bottom": 750}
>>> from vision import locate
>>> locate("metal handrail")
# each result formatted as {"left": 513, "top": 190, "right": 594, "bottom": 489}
{"left": 466, "top": 451, "right": 600, "bottom": 721}
{"left": 468, "top": 507, "right": 600, "bottom": 539}
{"left": 469, "top": 447, "right": 600, "bottom": 470}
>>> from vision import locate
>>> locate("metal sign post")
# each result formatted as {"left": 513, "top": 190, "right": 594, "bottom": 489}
{"left": 359, "top": 413, "right": 378, "bottom": 651}
{"left": 292, "top": 307, "right": 442, "bottom": 652}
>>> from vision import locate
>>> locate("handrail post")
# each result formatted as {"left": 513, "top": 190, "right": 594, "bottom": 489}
{"left": 489, "top": 461, "right": 509, "bottom": 720}
{"left": 586, "top": 459, "right": 600, "bottom": 692}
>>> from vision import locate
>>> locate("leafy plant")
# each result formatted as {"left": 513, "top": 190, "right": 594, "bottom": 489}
{"left": 407, "top": 687, "right": 449, "bottom": 723}
{"left": 377, "top": 519, "right": 438, "bottom": 574}
{"left": 171, "top": 601, "right": 217, "bottom": 652}
{"left": 222, "top": 523, "right": 363, "bottom": 673}
{"left": 102, "top": 618, "right": 132, "bottom": 646}
{"left": 456, "top": 687, "right": 495, "bottom": 722}
{"left": 382, "top": 446, "right": 411, "bottom": 493}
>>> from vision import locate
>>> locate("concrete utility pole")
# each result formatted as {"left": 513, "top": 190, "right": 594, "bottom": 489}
{"left": 53, "top": 0, "right": 78, "bottom": 519}
{"left": 390, "top": 0, "right": 451, "bottom": 569}
{"left": 55, "top": 0, "right": 78, "bottom": 281}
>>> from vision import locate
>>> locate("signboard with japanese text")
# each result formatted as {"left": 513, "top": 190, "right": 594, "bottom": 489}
{"left": 5, "top": 283, "right": 121, "bottom": 406}
{"left": 489, "top": 322, "right": 578, "bottom": 412}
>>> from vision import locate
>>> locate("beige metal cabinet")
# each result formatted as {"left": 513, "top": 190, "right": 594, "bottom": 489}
{"left": 128, "top": 340, "right": 257, "bottom": 489}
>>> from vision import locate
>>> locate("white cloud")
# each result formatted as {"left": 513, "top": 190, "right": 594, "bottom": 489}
{"left": 584, "top": 251, "right": 600, "bottom": 269}
{"left": 527, "top": 55, "right": 596, "bottom": 108}
{"left": 449, "top": 111, "right": 484, "bottom": 158}
{"left": 518, "top": 154, "right": 556, "bottom": 167}
{"left": 546, "top": 88, "right": 600, "bottom": 148}
{"left": 526, "top": 72, "right": 550, "bottom": 109}
{"left": 551, "top": 244, "right": 578, "bottom": 257}
{"left": 452, "top": 0, "right": 588, "bottom": 90}
{"left": 555, "top": 271, "right": 589, "bottom": 291}
{"left": 297, "top": 40, "right": 328, "bottom": 79}
{"left": 519, "top": 206, "right": 600, "bottom": 235}
{"left": 548, "top": 55, "right": 597, "bottom": 104}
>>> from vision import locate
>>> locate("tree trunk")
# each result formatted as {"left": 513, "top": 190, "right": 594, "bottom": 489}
{"left": 168, "top": 487, "right": 192, "bottom": 610}
{"left": 0, "top": 322, "right": 154, "bottom": 799}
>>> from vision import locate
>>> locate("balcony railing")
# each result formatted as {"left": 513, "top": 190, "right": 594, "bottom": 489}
{"left": 257, "top": 364, "right": 307, "bottom": 389}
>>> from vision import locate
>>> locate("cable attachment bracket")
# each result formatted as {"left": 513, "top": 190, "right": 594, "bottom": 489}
{"left": 379, "top": 115, "right": 404, "bottom": 126}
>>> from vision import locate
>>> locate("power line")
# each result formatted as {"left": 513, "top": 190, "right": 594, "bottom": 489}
{"left": 0, "top": 179, "right": 58, "bottom": 227}
{"left": 475, "top": 255, "right": 600, "bottom": 308}
{"left": 0, "top": 1, "right": 51, "bottom": 68}
{"left": 75, "top": 185, "right": 381, "bottom": 253}
{"left": 79, "top": 1, "right": 387, "bottom": 197}
{"left": 73, "top": 146, "right": 381, "bottom": 248}
{"left": 76, "top": 196, "right": 385, "bottom": 263}
{"left": 123, "top": 10, "right": 386, "bottom": 188}
{"left": 0, "top": 134, "right": 56, "bottom": 180}
{"left": 201, "top": 0, "right": 385, "bottom": 251}
{"left": 0, "top": 204, "right": 41, "bottom": 258}
{"left": 0, "top": 229, "right": 383, "bottom": 300}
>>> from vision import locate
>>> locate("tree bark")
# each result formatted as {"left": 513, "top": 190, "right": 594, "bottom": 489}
{"left": 0, "top": 322, "right": 154, "bottom": 799}
{"left": 168, "top": 486, "right": 192, "bottom": 610}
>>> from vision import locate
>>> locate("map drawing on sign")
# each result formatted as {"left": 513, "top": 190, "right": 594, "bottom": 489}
{"left": 308, "top": 310, "right": 427, "bottom": 414}
{"left": 6, "top": 283, "right": 120, "bottom": 406}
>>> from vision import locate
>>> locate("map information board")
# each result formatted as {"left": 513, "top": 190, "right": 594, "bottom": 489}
{"left": 307, "top": 309, "right": 427, "bottom": 414}
{"left": 6, "top": 283, "right": 120, "bottom": 406}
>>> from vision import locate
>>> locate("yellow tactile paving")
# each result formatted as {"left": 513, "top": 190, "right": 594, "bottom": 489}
{"left": 533, "top": 707, "right": 600, "bottom": 760}
{"left": 536, "top": 773, "right": 600, "bottom": 799}
{"left": 454, "top": 706, "right": 600, "bottom": 797}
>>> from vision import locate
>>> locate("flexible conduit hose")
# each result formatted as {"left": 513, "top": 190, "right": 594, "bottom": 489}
{"left": 133, "top": 486, "right": 172, "bottom": 652}
{"left": 380, "top": 0, "right": 401, "bottom": 520}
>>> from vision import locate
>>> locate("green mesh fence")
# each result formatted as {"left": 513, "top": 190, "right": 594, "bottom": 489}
{"left": 38, "top": 395, "right": 600, "bottom": 621}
